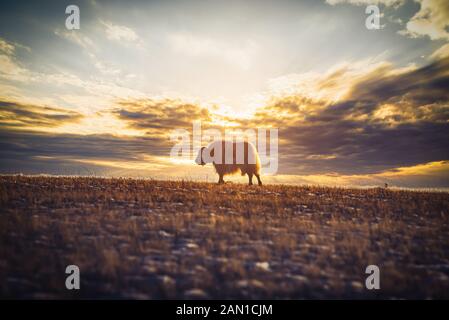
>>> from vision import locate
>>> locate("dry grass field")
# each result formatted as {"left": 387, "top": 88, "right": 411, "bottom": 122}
{"left": 0, "top": 175, "right": 448, "bottom": 299}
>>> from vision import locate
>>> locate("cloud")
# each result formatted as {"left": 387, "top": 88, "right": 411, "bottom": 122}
{"left": 54, "top": 29, "right": 123, "bottom": 76}
{"left": 251, "top": 56, "right": 449, "bottom": 176}
{"left": 266, "top": 160, "right": 449, "bottom": 188}
{"left": 54, "top": 29, "right": 95, "bottom": 50}
{"left": 430, "top": 43, "right": 449, "bottom": 60}
{"left": 0, "top": 37, "right": 32, "bottom": 82}
{"left": 0, "top": 55, "right": 144, "bottom": 110}
{"left": 114, "top": 98, "right": 213, "bottom": 135}
{"left": 108, "top": 56, "right": 449, "bottom": 180}
{"left": 0, "top": 38, "right": 16, "bottom": 56}
{"left": 327, "top": 0, "right": 449, "bottom": 41}
{"left": 101, "top": 20, "right": 143, "bottom": 45}
{"left": 0, "top": 38, "right": 30, "bottom": 55}
{"left": 0, "top": 110, "right": 227, "bottom": 178}
{"left": 0, "top": 99, "right": 84, "bottom": 130}
{"left": 401, "top": 0, "right": 449, "bottom": 40}
{"left": 0, "top": 36, "right": 146, "bottom": 112}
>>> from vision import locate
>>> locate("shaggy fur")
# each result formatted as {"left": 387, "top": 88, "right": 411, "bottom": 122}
{"left": 195, "top": 140, "right": 262, "bottom": 185}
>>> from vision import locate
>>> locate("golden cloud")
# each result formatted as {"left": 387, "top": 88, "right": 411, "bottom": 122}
{"left": 114, "top": 98, "right": 213, "bottom": 135}
{"left": 0, "top": 99, "right": 84, "bottom": 131}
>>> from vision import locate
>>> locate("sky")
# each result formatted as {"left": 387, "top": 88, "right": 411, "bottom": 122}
{"left": 0, "top": 0, "right": 448, "bottom": 188}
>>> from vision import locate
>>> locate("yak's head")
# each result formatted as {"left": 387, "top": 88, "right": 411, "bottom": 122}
{"left": 195, "top": 147, "right": 207, "bottom": 166}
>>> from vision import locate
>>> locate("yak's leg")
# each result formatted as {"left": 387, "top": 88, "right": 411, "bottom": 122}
{"left": 248, "top": 173, "right": 253, "bottom": 185}
{"left": 218, "top": 174, "right": 225, "bottom": 184}
{"left": 255, "top": 173, "right": 262, "bottom": 186}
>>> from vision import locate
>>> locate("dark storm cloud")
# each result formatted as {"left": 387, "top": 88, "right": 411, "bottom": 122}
{"left": 276, "top": 120, "right": 449, "bottom": 175}
{"left": 254, "top": 56, "right": 449, "bottom": 176}
{"left": 350, "top": 57, "right": 449, "bottom": 107}
{"left": 0, "top": 128, "right": 172, "bottom": 175}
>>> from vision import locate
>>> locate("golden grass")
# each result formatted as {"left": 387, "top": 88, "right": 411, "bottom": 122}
{"left": 0, "top": 175, "right": 448, "bottom": 299}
